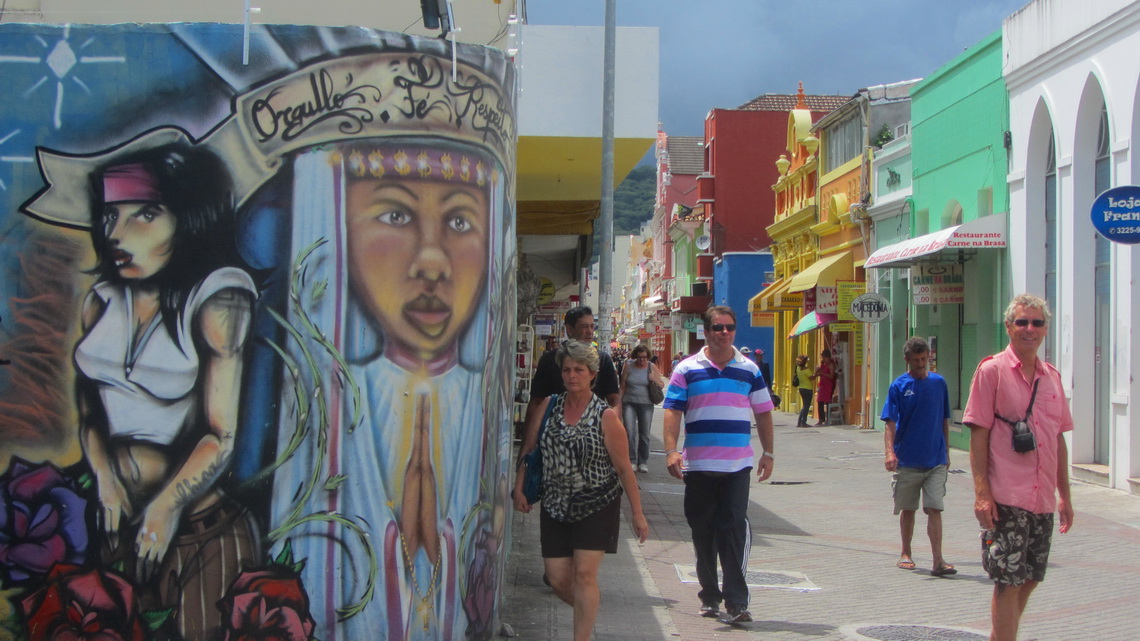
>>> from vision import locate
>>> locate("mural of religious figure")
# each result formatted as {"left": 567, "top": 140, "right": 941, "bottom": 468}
{"left": 268, "top": 138, "right": 502, "bottom": 640}
{"left": 232, "top": 49, "right": 516, "bottom": 641}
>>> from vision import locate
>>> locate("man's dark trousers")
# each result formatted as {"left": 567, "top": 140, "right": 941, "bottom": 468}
{"left": 683, "top": 468, "right": 752, "bottom": 608}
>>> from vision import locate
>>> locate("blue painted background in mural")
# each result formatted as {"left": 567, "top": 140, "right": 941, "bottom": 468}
{"left": 0, "top": 22, "right": 516, "bottom": 641}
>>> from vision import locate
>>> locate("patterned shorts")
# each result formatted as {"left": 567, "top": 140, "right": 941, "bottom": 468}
{"left": 982, "top": 503, "right": 1054, "bottom": 586}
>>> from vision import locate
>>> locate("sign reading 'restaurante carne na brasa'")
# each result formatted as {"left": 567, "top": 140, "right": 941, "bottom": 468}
{"left": 1092, "top": 185, "right": 1140, "bottom": 245}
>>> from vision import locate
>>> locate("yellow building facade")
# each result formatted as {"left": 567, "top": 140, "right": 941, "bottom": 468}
{"left": 754, "top": 90, "right": 822, "bottom": 417}
{"left": 812, "top": 156, "right": 868, "bottom": 427}
{"left": 757, "top": 88, "right": 872, "bottom": 427}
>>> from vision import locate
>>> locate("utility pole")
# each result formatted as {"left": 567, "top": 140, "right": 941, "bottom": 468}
{"left": 597, "top": 0, "right": 616, "bottom": 352}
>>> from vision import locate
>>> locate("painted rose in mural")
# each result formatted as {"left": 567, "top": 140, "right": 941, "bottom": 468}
{"left": 218, "top": 566, "right": 316, "bottom": 641}
{"left": 19, "top": 564, "right": 145, "bottom": 641}
{"left": 0, "top": 458, "right": 88, "bottom": 584}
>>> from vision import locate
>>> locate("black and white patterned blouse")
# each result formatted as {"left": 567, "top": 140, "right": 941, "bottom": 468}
{"left": 540, "top": 394, "right": 621, "bottom": 522}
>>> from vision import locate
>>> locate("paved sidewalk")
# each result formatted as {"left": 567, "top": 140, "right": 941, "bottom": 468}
{"left": 500, "top": 407, "right": 1140, "bottom": 641}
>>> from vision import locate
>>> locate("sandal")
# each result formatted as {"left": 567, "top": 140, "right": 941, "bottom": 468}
{"left": 931, "top": 563, "right": 957, "bottom": 577}
{"left": 896, "top": 558, "right": 916, "bottom": 570}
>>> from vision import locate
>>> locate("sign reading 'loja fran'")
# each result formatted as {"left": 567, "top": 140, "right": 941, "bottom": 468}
{"left": 1092, "top": 185, "right": 1140, "bottom": 244}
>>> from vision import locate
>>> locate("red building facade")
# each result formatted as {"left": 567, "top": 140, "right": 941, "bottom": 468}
{"left": 702, "top": 88, "right": 849, "bottom": 256}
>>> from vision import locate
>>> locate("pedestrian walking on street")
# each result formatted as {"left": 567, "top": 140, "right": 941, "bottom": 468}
{"left": 963, "top": 294, "right": 1074, "bottom": 641}
{"left": 513, "top": 339, "right": 649, "bottom": 641}
{"left": 794, "top": 354, "right": 814, "bottom": 427}
{"left": 619, "top": 344, "right": 666, "bottom": 473}
{"left": 662, "top": 306, "right": 775, "bottom": 626}
{"left": 882, "top": 337, "right": 955, "bottom": 577}
{"left": 813, "top": 348, "right": 836, "bottom": 425}
{"left": 750, "top": 347, "right": 778, "bottom": 408}
{"left": 524, "top": 306, "right": 621, "bottom": 453}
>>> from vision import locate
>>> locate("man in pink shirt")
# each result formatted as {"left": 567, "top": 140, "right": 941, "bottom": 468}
{"left": 963, "top": 294, "right": 1074, "bottom": 641}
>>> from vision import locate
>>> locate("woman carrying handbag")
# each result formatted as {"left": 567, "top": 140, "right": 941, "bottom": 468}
{"left": 513, "top": 340, "right": 649, "bottom": 641}
{"left": 618, "top": 345, "right": 667, "bottom": 473}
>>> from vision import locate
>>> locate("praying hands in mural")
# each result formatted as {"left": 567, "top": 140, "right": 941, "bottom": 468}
{"left": 401, "top": 392, "right": 440, "bottom": 564}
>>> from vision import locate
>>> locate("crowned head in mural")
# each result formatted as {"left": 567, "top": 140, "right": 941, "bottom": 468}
{"left": 341, "top": 141, "right": 495, "bottom": 366}
{"left": 22, "top": 132, "right": 260, "bottom": 640}
{"left": 237, "top": 48, "right": 515, "bottom": 640}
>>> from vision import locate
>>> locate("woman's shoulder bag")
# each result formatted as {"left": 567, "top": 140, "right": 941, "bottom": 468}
{"left": 519, "top": 394, "right": 558, "bottom": 503}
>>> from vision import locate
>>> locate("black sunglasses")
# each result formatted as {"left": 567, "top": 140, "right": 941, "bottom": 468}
{"left": 1012, "top": 318, "right": 1046, "bottom": 328}
{"left": 710, "top": 323, "right": 737, "bottom": 332}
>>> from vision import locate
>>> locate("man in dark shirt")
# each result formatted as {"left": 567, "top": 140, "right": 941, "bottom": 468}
{"left": 521, "top": 306, "right": 620, "bottom": 452}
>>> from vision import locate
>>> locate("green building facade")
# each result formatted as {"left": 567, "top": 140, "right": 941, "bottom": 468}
{"left": 870, "top": 31, "right": 1011, "bottom": 450}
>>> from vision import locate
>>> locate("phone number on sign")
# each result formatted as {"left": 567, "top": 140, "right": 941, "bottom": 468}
{"left": 1109, "top": 226, "right": 1140, "bottom": 235}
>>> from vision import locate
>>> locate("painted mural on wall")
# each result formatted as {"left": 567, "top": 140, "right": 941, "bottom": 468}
{"left": 0, "top": 23, "right": 516, "bottom": 641}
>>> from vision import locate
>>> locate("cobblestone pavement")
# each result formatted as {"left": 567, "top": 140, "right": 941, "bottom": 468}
{"left": 501, "top": 408, "right": 1140, "bottom": 641}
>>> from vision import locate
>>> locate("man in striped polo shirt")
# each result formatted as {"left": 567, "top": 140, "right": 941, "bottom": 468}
{"left": 663, "top": 306, "right": 775, "bottom": 625}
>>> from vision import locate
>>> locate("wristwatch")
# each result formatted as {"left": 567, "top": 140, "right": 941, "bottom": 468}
{"left": 761, "top": 451, "right": 774, "bottom": 459}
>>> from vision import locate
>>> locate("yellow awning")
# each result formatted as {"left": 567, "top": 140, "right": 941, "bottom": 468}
{"left": 748, "top": 278, "right": 784, "bottom": 313}
{"left": 787, "top": 251, "right": 853, "bottom": 293}
{"left": 750, "top": 277, "right": 803, "bottom": 312}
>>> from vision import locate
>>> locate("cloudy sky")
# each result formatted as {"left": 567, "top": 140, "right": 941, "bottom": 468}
{"left": 526, "top": 0, "right": 1030, "bottom": 137}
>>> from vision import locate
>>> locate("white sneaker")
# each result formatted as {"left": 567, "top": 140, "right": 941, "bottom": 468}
{"left": 637, "top": 463, "right": 649, "bottom": 473}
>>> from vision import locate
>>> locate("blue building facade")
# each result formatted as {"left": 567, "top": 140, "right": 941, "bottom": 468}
{"left": 714, "top": 252, "right": 775, "bottom": 367}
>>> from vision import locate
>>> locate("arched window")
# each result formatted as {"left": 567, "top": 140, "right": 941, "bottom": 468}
{"left": 1093, "top": 104, "right": 1111, "bottom": 464}
{"left": 1044, "top": 133, "right": 1057, "bottom": 362}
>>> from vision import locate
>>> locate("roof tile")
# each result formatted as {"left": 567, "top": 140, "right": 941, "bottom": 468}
{"left": 736, "top": 93, "right": 851, "bottom": 112}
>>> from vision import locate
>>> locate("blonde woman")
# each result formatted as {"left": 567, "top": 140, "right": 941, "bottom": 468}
{"left": 514, "top": 339, "right": 649, "bottom": 641}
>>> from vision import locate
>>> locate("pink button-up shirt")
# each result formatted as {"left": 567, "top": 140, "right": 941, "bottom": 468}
{"left": 962, "top": 345, "right": 1073, "bottom": 514}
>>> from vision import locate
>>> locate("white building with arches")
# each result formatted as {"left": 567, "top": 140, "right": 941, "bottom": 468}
{"left": 1004, "top": 0, "right": 1140, "bottom": 492}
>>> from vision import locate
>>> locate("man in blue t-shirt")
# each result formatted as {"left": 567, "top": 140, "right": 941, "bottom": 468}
{"left": 882, "top": 336, "right": 955, "bottom": 577}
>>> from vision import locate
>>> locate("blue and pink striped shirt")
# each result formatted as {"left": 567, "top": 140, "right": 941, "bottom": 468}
{"left": 664, "top": 347, "right": 774, "bottom": 473}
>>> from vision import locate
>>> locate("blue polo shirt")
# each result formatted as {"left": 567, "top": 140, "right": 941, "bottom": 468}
{"left": 880, "top": 372, "right": 951, "bottom": 468}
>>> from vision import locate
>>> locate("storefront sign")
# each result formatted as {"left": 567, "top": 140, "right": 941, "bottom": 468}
{"left": 537, "top": 278, "right": 555, "bottom": 305}
{"left": 1091, "top": 185, "right": 1140, "bottom": 244}
{"left": 803, "top": 287, "right": 837, "bottom": 313}
{"left": 538, "top": 300, "right": 572, "bottom": 313}
{"left": 533, "top": 314, "right": 556, "bottom": 336}
{"left": 911, "top": 264, "right": 964, "bottom": 305}
{"left": 751, "top": 311, "right": 776, "bottom": 327}
{"left": 837, "top": 281, "right": 867, "bottom": 321}
{"left": 849, "top": 292, "right": 890, "bottom": 323}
